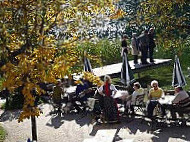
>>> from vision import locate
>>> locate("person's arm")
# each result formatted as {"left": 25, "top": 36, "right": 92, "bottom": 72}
{"left": 161, "top": 89, "right": 165, "bottom": 98}
{"left": 148, "top": 89, "right": 152, "bottom": 100}
{"left": 172, "top": 94, "right": 180, "bottom": 104}
{"left": 98, "top": 86, "right": 104, "bottom": 96}
{"left": 110, "top": 84, "right": 117, "bottom": 97}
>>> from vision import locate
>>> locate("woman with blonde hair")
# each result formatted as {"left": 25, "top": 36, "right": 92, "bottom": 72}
{"left": 147, "top": 80, "right": 166, "bottom": 118}
{"left": 98, "top": 75, "right": 119, "bottom": 123}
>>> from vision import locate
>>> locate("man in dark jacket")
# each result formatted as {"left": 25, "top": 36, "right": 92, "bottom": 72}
{"left": 138, "top": 30, "right": 149, "bottom": 64}
{"left": 148, "top": 28, "right": 156, "bottom": 62}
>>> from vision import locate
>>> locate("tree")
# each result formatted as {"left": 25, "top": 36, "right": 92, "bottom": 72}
{"left": 0, "top": 0, "right": 123, "bottom": 140}
{"left": 138, "top": 0, "right": 190, "bottom": 54}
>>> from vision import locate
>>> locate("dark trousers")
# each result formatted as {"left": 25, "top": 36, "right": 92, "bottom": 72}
{"left": 124, "top": 101, "right": 134, "bottom": 114}
{"left": 149, "top": 46, "right": 154, "bottom": 62}
{"left": 166, "top": 105, "right": 184, "bottom": 119}
{"left": 71, "top": 97, "right": 86, "bottom": 112}
{"left": 147, "top": 100, "right": 166, "bottom": 118}
{"left": 134, "top": 55, "right": 138, "bottom": 64}
{"left": 140, "top": 47, "right": 148, "bottom": 64}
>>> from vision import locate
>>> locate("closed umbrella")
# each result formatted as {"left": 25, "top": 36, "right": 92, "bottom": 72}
{"left": 121, "top": 53, "right": 135, "bottom": 85}
{"left": 84, "top": 56, "right": 93, "bottom": 72}
{"left": 172, "top": 55, "right": 187, "bottom": 87}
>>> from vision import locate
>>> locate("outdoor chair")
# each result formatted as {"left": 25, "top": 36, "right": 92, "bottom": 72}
{"left": 49, "top": 90, "right": 69, "bottom": 116}
{"left": 173, "top": 97, "right": 190, "bottom": 121}
{"left": 133, "top": 94, "right": 146, "bottom": 113}
{"left": 50, "top": 98, "right": 64, "bottom": 116}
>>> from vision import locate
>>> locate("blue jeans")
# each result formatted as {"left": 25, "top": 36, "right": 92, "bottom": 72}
{"left": 147, "top": 100, "right": 166, "bottom": 118}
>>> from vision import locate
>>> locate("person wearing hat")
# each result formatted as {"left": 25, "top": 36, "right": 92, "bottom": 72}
{"left": 131, "top": 33, "right": 139, "bottom": 64}
{"left": 98, "top": 75, "right": 119, "bottom": 123}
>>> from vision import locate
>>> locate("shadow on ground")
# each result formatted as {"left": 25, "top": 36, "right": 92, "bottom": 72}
{"left": 88, "top": 116, "right": 190, "bottom": 142}
{"left": 0, "top": 110, "right": 21, "bottom": 122}
{"left": 151, "top": 125, "right": 190, "bottom": 142}
{"left": 46, "top": 112, "right": 93, "bottom": 128}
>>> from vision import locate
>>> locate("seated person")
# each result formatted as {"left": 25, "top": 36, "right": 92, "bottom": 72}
{"left": 170, "top": 86, "right": 189, "bottom": 119}
{"left": 52, "top": 80, "right": 64, "bottom": 113}
{"left": 72, "top": 79, "right": 93, "bottom": 113}
{"left": 172, "top": 86, "right": 189, "bottom": 104}
{"left": 147, "top": 80, "right": 166, "bottom": 118}
{"left": 125, "top": 82, "right": 144, "bottom": 114}
{"left": 52, "top": 80, "right": 63, "bottom": 105}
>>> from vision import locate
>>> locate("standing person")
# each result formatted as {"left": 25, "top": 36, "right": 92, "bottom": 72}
{"left": 148, "top": 28, "right": 156, "bottom": 63}
{"left": 147, "top": 80, "right": 166, "bottom": 118}
{"left": 131, "top": 33, "right": 139, "bottom": 64}
{"left": 98, "top": 75, "right": 119, "bottom": 123}
{"left": 121, "top": 34, "right": 128, "bottom": 56}
{"left": 138, "top": 30, "right": 149, "bottom": 64}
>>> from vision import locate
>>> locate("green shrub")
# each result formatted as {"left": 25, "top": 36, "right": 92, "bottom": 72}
{"left": 76, "top": 39, "right": 122, "bottom": 68}
{"left": 0, "top": 125, "right": 6, "bottom": 142}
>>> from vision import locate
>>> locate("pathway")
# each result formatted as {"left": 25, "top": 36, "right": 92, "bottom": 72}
{"left": 0, "top": 103, "right": 190, "bottom": 142}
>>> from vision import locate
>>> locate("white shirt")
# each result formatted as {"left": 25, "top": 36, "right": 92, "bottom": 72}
{"left": 131, "top": 88, "right": 144, "bottom": 105}
{"left": 98, "top": 84, "right": 117, "bottom": 97}
{"left": 172, "top": 90, "right": 189, "bottom": 104}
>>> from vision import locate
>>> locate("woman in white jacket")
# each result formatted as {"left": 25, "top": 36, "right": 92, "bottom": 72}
{"left": 131, "top": 33, "right": 139, "bottom": 64}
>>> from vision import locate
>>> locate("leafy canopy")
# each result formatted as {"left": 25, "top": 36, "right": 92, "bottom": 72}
{"left": 138, "top": 0, "right": 190, "bottom": 51}
{"left": 0, "top": 0, "right": 124, "bottom": 122}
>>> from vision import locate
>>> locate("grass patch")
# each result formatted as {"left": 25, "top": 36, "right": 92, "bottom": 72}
{"left": 112, "top": 65, "right": 190, "bottom": 91}
{"left": 0, "top": 125, "right": 6, "bottom": 142}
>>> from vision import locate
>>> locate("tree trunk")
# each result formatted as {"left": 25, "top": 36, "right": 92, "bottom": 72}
{"left": 31, "top": 116, "right": 37, "bottom": 141}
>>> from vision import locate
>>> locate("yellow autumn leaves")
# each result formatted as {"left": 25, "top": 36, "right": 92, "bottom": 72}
{"left": 75, "top": 72, "right": 103, "bottom": 87}
{"left": 0, "top": 0, "right": 122, "bottom": 122}
{"left": 110, "top": 9, "right": 126, "bottom": 20}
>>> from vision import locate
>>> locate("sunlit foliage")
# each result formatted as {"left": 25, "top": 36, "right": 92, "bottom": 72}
{"left": 138, "top": 0, "right": 190, "bottom": 51}
{"left": 0, "top": 0, "right": 122, "bottom": 122}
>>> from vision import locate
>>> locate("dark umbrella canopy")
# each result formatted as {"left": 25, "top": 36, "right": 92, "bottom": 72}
{"left": 84, "top": 56, "right": 93, "bottom": 72}
{"left": 121, "top": 53, "right": 135, "bottom": 86}
{"left": 172, "top": 56, "right": 187, "bottom": 87}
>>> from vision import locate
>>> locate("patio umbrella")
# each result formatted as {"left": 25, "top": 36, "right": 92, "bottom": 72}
{"left": 121, "top": 53, "right": 135, "bottom": 86}
{"left": 84, "top": 56, "right": 93, "bottom": 72}
{"left": 172, "top": 55, "right": 187, "bottom": 87}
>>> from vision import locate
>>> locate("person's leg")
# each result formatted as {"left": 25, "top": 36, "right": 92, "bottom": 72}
{"left": 147, "top": 101, "right": 153, "bottom": 118}
{"left": 170, "top": 108, "right": 177, "bottom": 119}
{"left": 130, "top": 105, "right": 135, "bottom": 114}
{"left": 178, "top": 111, "right": 184, "bottom": 118}
{"left": 149, "top": 47, "right": 154, "bottom": 62}
{"left": 134, "top": 55, "right": 138, "bottom": 64}
{"left": 147, "top": 101, "right": 157, "bottom": 118}
{"left": 144, "top": 47, "right": 148, "bottom": 63}
{"left": 141, "top": 48, "right": 145, "bottom": 64}
{"left": 71, "top": 98, "right": 82, "bottom": 113}
{"left": 160, "top": 105, "right": 166, "bottom": 116}
{"left": 124, "top": 100, "right": 131, "bottom": 114}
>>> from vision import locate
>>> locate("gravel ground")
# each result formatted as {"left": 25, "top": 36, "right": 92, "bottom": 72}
{"left": 0, "top": 103, "right": 190, "bottom": 142}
